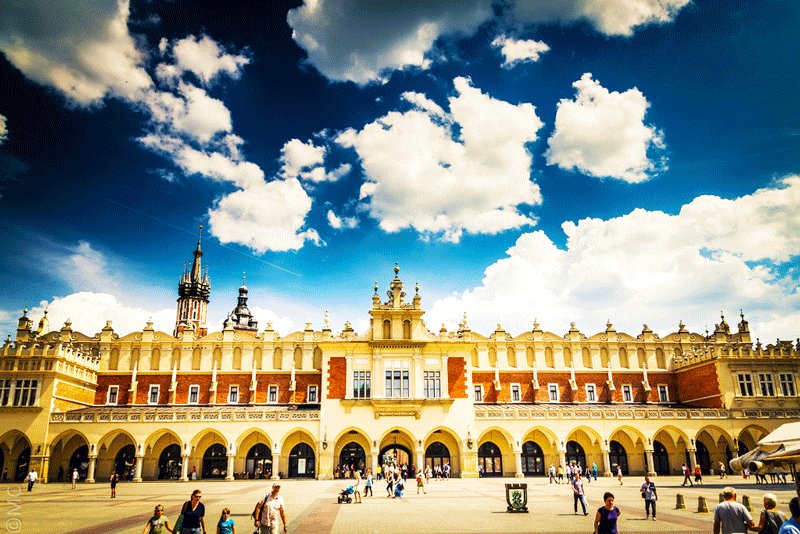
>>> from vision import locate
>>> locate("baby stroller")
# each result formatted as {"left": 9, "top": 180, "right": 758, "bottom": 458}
{"left": 337, "top": 485, "right": 354, "bottom": 504}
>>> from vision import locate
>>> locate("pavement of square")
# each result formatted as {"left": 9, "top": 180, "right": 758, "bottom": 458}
{"left": 0, "top": 476, "right": 796, "bottom": 533}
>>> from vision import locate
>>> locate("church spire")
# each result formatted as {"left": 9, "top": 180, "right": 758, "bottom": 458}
{"left": 174, "top": 226, "right": 211, "bottom": 337}
{"left": 190, "top": 225, "right": 204, "bottom": 284}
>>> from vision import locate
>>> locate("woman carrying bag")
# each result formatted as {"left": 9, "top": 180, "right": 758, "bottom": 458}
{"left": 174, "top": 489, "right": 206, "bottom": 534}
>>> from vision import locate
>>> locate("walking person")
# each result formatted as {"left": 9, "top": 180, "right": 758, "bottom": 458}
{"left": 253, "top": 483, "right": 287, "bottom": 534}
{"left": 385, "top": 468, "right": 394, "bottom": 497}
{"left": 110, "top": 471, "right": 119, "bottom": 498}
{"left": 416, "top": 470, "right": 427, "bottom": 494}
{"left": 719, "top": 461, "right": 728, "bottom": 479}
{"left": 713, "top": 486, "right": 754, "bottom": 534}
{"left": 777, "top": 497, "right": 799, "bottom": 534}
{"left": 557, "top": 464, "right": 564, "bottom": 484}
{"left": 752, "top": 492, "right": 786, "bottom": 534}
{"left": 216, "top": 507, "right": 235, "bottom": 534}
{"left": 594, "top": 492, "right": 621, "bottom": 534}
{"left": 592, "top": 463, "right": 598, "bottom": 481}
{"left": 572, "top": 472, "right": 588, "bottom": 515}
{"left": 694, "top": 464, "right": 703, "bottom": 486}
{"left": 71, "top": 467, "right": 79, "bottom": 489}
{"left": 549, "top": 464, "right": 556, "bottom": 484}
{"left": 616, "top": 465, "right": 623, "bottom": 485}
{"left": 142, "top": 504, "right": 173, "bottom": 534}
{"left": 640, "top": 475, "right": 657, "bottom": 521}
{"left": 364, "top": 469, "right": 373, "bottom": 497}
{"left": 178, "top": 489, "right": 207, "bottom": 534}
{"left": 353, "top": 470, "right": 362, "bottom": 503}
{"left": 25, "top": 468, "right": 37, "bottom": 491}
{"left": 681, "top": 463, "right": 693, "bottom": 486}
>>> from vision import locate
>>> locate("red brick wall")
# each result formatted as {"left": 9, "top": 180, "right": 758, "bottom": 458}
{"left": 327, "top": 357, "right": 346, "bottom": 399}
{"left": 675, "top": 362, "right": 723, "bottom": 408}
{"left": 95, "top": 374, "right": 132, "bottom": 405}
{"left": 135, "top": 375, "right": 173, "bottom": 404}
{"left": 448, "top": 357, "right": 467, "bottom": 398}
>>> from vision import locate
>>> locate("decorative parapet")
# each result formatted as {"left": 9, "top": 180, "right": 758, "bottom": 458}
{"left": 473, "top": 404, "right": 800, "bottom": 421}
{"left": 50, "top": 406, "right": 320, "bottom": 424}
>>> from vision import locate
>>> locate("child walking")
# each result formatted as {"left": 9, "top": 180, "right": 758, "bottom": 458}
{"left": 216, "top": 507, "right": 235, "bottom": 534}
{"left": 141, "top": 504, "right": 172, "bottom": 534}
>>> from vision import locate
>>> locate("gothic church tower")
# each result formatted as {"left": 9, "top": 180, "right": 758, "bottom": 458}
{"left": 174, "top": 226, "right": 211, "bottom": 337}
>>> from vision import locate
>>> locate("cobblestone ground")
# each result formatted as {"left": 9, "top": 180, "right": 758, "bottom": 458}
{"left": 1, "top": 475, "right": 796, "bottom": 533}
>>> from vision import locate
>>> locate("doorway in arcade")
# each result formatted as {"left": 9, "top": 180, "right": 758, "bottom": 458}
{"left": 380, "top": 444, "right": 413, "bottom": 474}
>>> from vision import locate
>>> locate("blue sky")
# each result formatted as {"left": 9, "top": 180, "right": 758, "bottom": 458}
{"left": 0, "top": 0, "right": 798, "bottom": 341}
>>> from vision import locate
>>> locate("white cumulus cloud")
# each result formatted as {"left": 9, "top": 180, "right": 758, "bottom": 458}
{"left": 327, "top": 209, "right": 358, "bottom": 230}
{"left": 287, "top": 0, "right": 494, "bottom": 85}
{"left": 144, "top": 84, "right": 232, "bottom": 143}
{"left": 156, "top": 34, "right": 249, "bottom": 86}
{"left": 0, "top": 0, "right": 152, "bottom": 106}
{"left": 546, "top": 73, "right": 666, "bottom": 183}
{"left": 280, "top": 138, "right": 326, "bottom": 179}
{"left": 492, "top": 35, "right": 550, "bottom": 67}
{"left": 426, "top": 176, "right": 800, "bottom": 342}
{"left": 511, "top": 0, "right": 690, "bottom": 37}
{"left": 337, "top": 77, "right": 543, "bottom": 242}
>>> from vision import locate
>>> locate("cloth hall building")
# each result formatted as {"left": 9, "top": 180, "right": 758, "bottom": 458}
{"left": 0, "top": 236, "right": 798, "bottom": 484}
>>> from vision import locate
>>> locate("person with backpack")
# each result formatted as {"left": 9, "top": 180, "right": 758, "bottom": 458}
{"left": 752, "top": 493, "right": 786, "bottom": 534}
{"left": 594, "top": 492, "right": 621, "bottom": 534}
{"left": 252, "top": 484, "right": 287, "bottom": 534}
{"left": 640, "top": 475, "right": 657, "bottom": 521}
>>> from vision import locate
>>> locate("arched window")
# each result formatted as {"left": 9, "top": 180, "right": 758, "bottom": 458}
{"left": 563, "top": 347, "right": 572, "bottom": 367}
{"left": 150, "top": 348, "right": 161, "bottom": 371}
{"left": 566, "top": 441, "right": 586, "bottom": 467}
{"left": 655, "top": 348, "right": 666, "bottom": 369}
{"left": 232, "top": 347, "right": 242, "bottom": 370}
{"left": 293, "top": 347, "right": 303, "bottom": 370}
{"left": 507, "top": 347, "right": 517, "bottom": 368}
{"left": 288, "top": 443, "right": 316, "bottom": 478}
{"left": 272, "top": 347, "right": 283, "bottom": 370}
{"left": 158, "top": 444, "right": 181, "bottom": 480}
{"left": 582, "top": 347, "right": 592, "bottom": 368}
{"left": 109, "top": 348, "right": 120, "bottom": 370}
{"left": 129, "top": 348, "right": 140, "bottom": 371}
{"left": 600, "top": 348, "right": 609, "bottom": 368}
{"left": 545, "top": 347, "right": 555, "bottom": 368}
{"left": 619, "top": 348, "right": 629, "bottom": 368}
{"left": 526, "top": 347, "right": 534, "bottom": 367}
{"left": 478, "top": 442, "right": 503, "bottom": 477}
{"left": 402, "top": 320, "right": 411, "bottom": 339}
{"left": 313, "top": 347, "right": 322, "bottom": 370}
{"left": 202, "top": 444, "right": 227, "bottom": 479}
{"left": 212, "top": 347, "right": 222, "bottom": 370}
{"left": 425, "top": 442, "right": 451, "bottom": 473}
{"left": 471, "top": 348, "right": 479, "bottom": 368}
{"left": 521, "top": 441, "right": 544, "bottom": 476}
{"left": 245, "top": 443, "right": 272, "bottom": 478}
{"left": 637, "top": 348, "right": 646, "bottom": 368}
{"left": 192, "top": 347, "right": 201, "bottom": 370}
{"left": 488, "top": 348, "right": 497, "bottom": 367}
{"left": 383, "top": 319, "right": 391, "bottom": 339}
{"left": 253, "top": 347, "right": 263, "bottom": 370}
{"left": 171, "top": 348, "right": 181, "bottom": 370}
{"left": 609, "top": 440, "right": 628, "bottom": 475}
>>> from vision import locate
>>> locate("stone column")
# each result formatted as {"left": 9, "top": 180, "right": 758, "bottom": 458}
{"left": 602, "top": 449, "right": 612, "bottom": 477}
{"left": 514, "top": 447, "right": 524, "bottom": 478}
{"left": 133, "top": 454, "right": 144, "bottom": 482}
{"left": 371, "top": 452, "right": 379, "bottom": 476}
{"left": 35, "top": 455, "right": 49, "bottom": 484}
{"left": 461, "top": 449, "right": 479, "bottom": 478}
{"left": 416, "top": 448, "right": 424, "bottom": 474}
{"left": 645, "top": 449, "right": 656, "bottom": 476}
{"left": 225, "top": 453, "right": 235, "bottom": 481}
{"left": 558, "top": 447, "right": 567, "bottom": 470}
{"left": 687, "top": 448, "right": 697, "bottom": 469}
{"left": 180, "top": 454, "right": 190, "bottom": 482}
{"left": 86, "top": 455, "right": 98, "bottom": 483}
{"left": 271, "top": 453, "right": 280, "bottom": 480}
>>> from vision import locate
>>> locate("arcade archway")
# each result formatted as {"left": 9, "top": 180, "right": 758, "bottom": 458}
{"left": 288, "top": 443, "right": 315, "bottom": 478}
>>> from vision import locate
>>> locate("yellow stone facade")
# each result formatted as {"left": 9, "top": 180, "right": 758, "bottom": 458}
{"left": 0, "top": 263, "right": 798, "bottom": 485}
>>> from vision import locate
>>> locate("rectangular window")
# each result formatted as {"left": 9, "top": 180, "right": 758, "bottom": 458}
{"left": 0, "top": 379, "right": 11, "bottom": 406}
{"left": 148, "top": 384, "right": 160, "bottom": 405}
{"left": 622, "top": 385, "right": 633, "bottom": 403}
{"left": 658, "top": 385, "right": 669, "bottom": 402}
{"left": 188, "top": 385, "right": 199, "bottom": 404}
{"left": 385, "top": 360, "right": 410, "bottom": 399}
{"left": 585, "top": 383, "right": 597, "bottom": 403}
{"left": 307, "top": 385, "right": 318, "bottom": 403}
{"left": 353, "top": 371, "right": 371, "bottom": 399}
{"left": 548, "top": 383, "right": 559, "bottom": 403}
{"left": 13, "top": 379, "right": 38, "bottom": 406}
{"left": 758, "top": 373, "right": 775, "bottom": 396}
{"left": 510, "top": 383, "right": 521, "bottom": 402}
{"left": 779, "top": 373, "right": 796, "bottom": 396}
{"left": 228, "top": 385, "right": 239, "bottom": 404}
{"left": 107, "top": 385, "right": 119, "bottom": 405}
{"left": 424, "top": 371, "right": 441, "bottom": 398}
{"left": 737, "top": 374, "right": 754, "bottom": 396}
{"left": 474, "top": 384, "right": 483, "bottom": 402}
{"left": 268, "top": 385, "right": 278, "bottom": 404}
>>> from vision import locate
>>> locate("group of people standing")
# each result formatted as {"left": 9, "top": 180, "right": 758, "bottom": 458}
{"left": 141, "top": 484, "right": 288, "bottom": 534}
{"left": 549, "top": 462, "right": 599, "bottom": 484}
{"left": 713, "top": 487, "right": 800, "bottom": 534}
